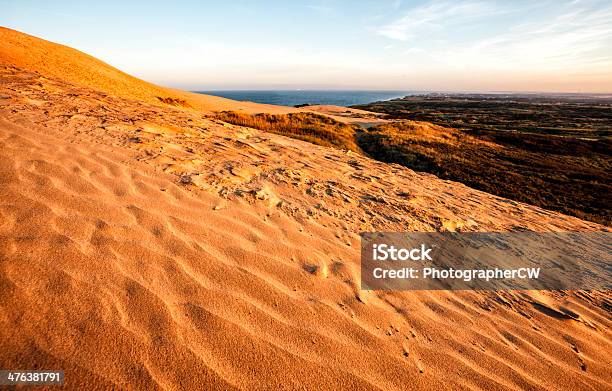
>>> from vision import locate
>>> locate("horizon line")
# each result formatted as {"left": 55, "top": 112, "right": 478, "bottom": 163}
{"left": 192, "top": 89, "right": 612, "bottom": 95}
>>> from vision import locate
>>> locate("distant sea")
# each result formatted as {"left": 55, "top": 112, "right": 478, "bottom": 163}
{"left": 194, "top": 90, "right": 412, "bottom": 107}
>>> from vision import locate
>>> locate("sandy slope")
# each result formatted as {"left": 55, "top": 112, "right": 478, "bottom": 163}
{"left": 0, "top": 27, "right": 296, "bottom": 115}
{"left": 0, "top": 31, "right": 611, "bottom": 390}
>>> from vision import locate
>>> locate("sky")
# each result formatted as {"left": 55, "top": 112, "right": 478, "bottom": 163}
{"left": 2, "top": 0, "right": 611, "bottom": 92}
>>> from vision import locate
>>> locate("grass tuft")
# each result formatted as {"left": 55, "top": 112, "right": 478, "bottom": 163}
{"left": 214, "top": 111, "right": 361, "bottom": 153}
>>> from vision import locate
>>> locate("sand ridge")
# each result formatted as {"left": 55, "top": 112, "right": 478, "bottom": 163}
{"left": 0, "top": 29, "right": 611, "bottom": 390}
{"left": 0, "top": 27, "right": 297, "bottom": 115}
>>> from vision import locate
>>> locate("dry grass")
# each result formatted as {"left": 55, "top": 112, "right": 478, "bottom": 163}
{"left": 214, "top": 111, "right": 361, "bottom": 153}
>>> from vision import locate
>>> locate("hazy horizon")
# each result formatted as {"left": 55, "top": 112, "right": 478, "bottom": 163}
{"left": 196, "top": 88, "right": 612, "bottom": 94}
{"left": 2, "top": 0, "right": 611, "bottom": 93}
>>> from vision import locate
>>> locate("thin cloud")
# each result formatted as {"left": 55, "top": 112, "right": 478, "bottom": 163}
{"left": 374, "top": 0, "right": 612, "bottom": 73}
{"left": 305, "top": 4, "right": 334, "bottom": 15}
{"left": 435, "top": 4, "right": 612, "bottom": 71}
{"left": 376, "top": 1, "right": 505, "bottom": 41}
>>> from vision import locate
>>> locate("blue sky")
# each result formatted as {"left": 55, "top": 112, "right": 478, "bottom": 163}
{"left": 2, "top": 0, "right": 611, "bottom": 92}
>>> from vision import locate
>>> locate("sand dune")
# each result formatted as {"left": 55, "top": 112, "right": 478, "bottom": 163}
{"left": 0, "top": 29, "right": 611, "bottom": 390}
{"left": 0, "top": 27, "right": 296, "bottom": 115}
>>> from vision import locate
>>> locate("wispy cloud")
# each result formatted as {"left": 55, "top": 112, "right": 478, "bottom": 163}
{"left": 306, "top": 4, "right": 334, "bottom": 16}
{"left": 375, "top": 0, "right": 612, "bottom": 73}
{"left": 376, "top": 1, "right": 505, "bottom": 41}
{"left": 434, "top": 3, "right": 612, "bottom": 70}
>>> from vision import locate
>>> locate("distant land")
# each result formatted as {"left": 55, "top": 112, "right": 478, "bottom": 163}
{"left": 355, "top": 93, "right": 612, "bottom": 136}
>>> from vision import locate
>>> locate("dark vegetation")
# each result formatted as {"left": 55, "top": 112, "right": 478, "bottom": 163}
{"left": 357, "top": 121, "right": 611, "bottom": 225}
{"left": 354, "top": 93, "right": 612, "bottom": 137}
{"left": 355, "top": 94, "right": 612, "bottom": 226}
{"left": 213, "top": 111, "right": 362, "bottom": 152}
{"left": 214, "top": 94, "right": 612, "bottom": 226}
